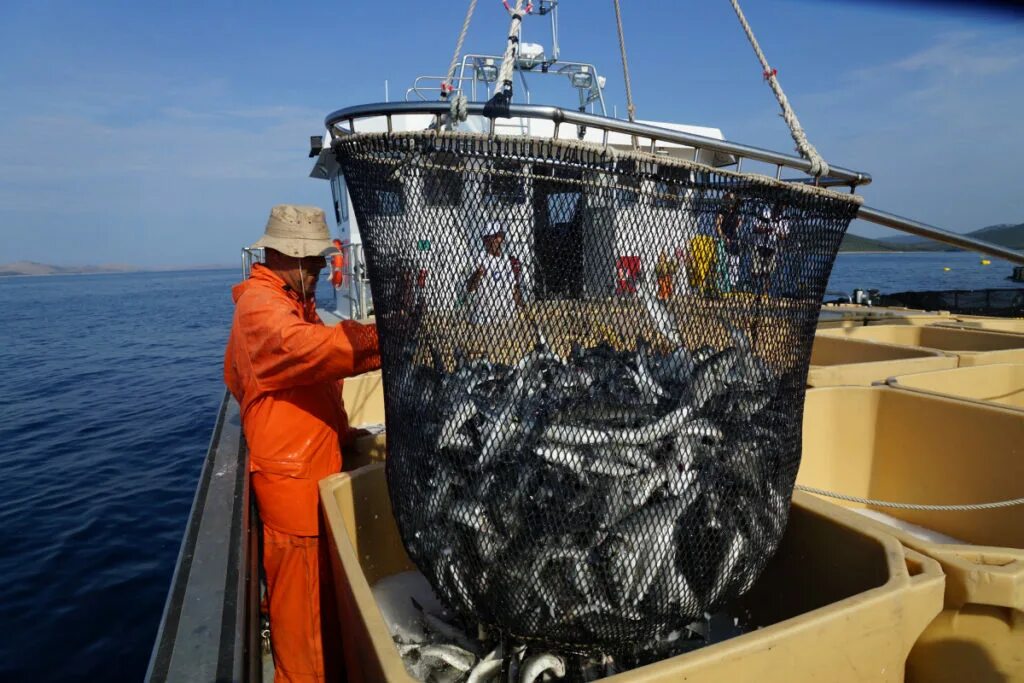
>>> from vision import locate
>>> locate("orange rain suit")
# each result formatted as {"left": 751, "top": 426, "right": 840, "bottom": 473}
{"left": 224, "top": 263, "right": 381, "bottom": 682}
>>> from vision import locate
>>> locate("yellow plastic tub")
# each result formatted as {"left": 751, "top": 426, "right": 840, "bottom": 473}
{"left": 817, "top": 324, "right": 1024, "bottom": 367}
{"left": 341, "top": 370, "right": 387, "bottom": 471}
{"left": 799, "top": 386, "right": 1024, "bottom": 683}
{"left": 342, "top": 370, "right": 386, "bottom": 426}
{"left": 320, "top": 463, "right": 943, "bottom": 683}
{"left": 819, "top": 304, "right": 950, "bottom": 321}
{"left": 807, "top": 335, "right": 957, "bottom": 387}
{"left": 934, "top": 315, "right": 1024, "bottom": 335}
{"left": 862, "top": 314, "right": 959, "bottom": 327}
{"left": 885, "top": 364, "right": 1024, "bottom": 412}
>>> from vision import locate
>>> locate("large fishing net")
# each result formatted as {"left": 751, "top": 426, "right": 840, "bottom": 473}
{"left": 334, "top": 130, "right": 860, "bottom": 650}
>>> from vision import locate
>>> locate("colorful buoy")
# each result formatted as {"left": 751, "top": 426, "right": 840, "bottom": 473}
{"left": 981, "top": 259, "right": 991, "bottom": 266}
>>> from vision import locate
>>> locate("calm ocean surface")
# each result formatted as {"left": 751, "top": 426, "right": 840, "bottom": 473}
{"left": 0, "top": 252, "right": 1019, "bottom": 681}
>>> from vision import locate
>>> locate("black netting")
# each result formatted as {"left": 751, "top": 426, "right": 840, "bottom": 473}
{"left": 335, "top": 131, "right": 860, "bottom": 650}
{"left": 875, "top": 288, "right": 1024, "bottom": 317}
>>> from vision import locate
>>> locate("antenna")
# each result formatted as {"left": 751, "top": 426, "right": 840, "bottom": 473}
{"left": 385, "top": 80, "right": 390, "bottom": 102}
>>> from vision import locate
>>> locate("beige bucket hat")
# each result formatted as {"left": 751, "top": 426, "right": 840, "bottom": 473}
{"left": 251, "top": 204, "right": 339, "bottom": 258}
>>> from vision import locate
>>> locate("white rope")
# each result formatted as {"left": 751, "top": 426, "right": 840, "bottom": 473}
{"left": 450, "top": 94, "right": 469, "bottom": 123}
{"left": 728, "top": 0, "right": 829, "bottom": 178}
{"left": 497, "top": 0, "right": 527, "bottom": 94}
{"left": 444, "top": 0, "right": 478, "bottom": 94}
{"left": 442, "top": 0, "right": 477, "bottom": 123}
{"left": 796, "top": 484, "right": 1024, "bottom": 511}
{"left": 612, "top": 0, "right": 636, "bottom": 122}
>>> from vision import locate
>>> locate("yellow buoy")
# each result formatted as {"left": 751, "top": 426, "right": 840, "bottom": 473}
{"left": 981, "top": 259, "right": 991, "bottom": 266}
{"left": 943, "top": 267, "right": 951, "bottom": 272}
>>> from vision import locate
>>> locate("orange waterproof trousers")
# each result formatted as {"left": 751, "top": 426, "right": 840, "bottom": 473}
{"left": 262, "top": 525, "right": 341, "bottom": 683}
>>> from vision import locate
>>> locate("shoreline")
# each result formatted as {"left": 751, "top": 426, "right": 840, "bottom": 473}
{"left": 0, "top": 265, "right": 235, "bottom": 279}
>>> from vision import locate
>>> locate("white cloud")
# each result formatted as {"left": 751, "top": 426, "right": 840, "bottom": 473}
{"left": 893, "top": 31, "right": 1023, "bottom": 77}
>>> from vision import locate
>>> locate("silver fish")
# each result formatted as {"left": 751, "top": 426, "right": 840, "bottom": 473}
{"left": 519, "top": 653, "right": 566, "bottom": 682}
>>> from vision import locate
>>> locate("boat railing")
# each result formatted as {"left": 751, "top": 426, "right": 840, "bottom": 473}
{"left": 241, "top": 247, "right": 264, "bottom": 280}
{"left": 145, "top": 391, "right": 262, "bottom": 682}
{"left": 405, "top": 52, "right": 608, "bottom": 115}
{"left": 405, "top": 74, "right": 476, "bottom": 102}
{"left": 336, "top": 242, "right": 373, "bottom": 320}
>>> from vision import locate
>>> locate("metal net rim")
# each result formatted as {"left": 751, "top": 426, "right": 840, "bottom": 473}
{"left": 331, "top": 130, "right": 865, "bottom": 206}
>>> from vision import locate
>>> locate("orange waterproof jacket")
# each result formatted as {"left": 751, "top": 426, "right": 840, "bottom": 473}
{"left": 224, "top": 264, "right": 381, "bottom": 536}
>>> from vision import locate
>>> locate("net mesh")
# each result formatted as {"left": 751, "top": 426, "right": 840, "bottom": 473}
{"left": 334, "top": 131, "right": 860, "bottom": 649}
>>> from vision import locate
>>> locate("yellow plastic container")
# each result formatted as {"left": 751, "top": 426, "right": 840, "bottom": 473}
{"left": 320, "top": 463, "right": 943, "bottom": 683}
{"left": 934, "top": 315, "right": 1024, "bottom": 335}
{"left": 817, "top": 324, "right": 1024, "bottom": 367}
{"left": 341, "top": 370, "right": 387, "bottom": 471}
{"left": 861, "top": 314, "right": 959, "bottom": 327}
{"left": 799, "top": 386, "right": 1024, "bottom": 682}
{"left": 816, "top": 313, "right": 866, "bottom": 330}
{"left": 807, "top": 335, "right": 957, "bottom": 387}
{"left": 342, "top": 370, "right": 386, "bottom": 426}
{"left": 886, "top": 364, "right": 1024, "bottom": 412}
{"left": 819, "top": 304, "right": 950, "bottom": 320}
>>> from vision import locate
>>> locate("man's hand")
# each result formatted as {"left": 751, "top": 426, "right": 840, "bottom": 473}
{"left": 466, "top": 265, "right": 485, "bottom": 293}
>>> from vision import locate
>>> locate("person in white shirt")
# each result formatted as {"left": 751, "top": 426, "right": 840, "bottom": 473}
{"left": 465, "top": 223, "right": 523, "bottom": 324}
{"left": 753, "top": 199, "right": 790, "bottom": 283}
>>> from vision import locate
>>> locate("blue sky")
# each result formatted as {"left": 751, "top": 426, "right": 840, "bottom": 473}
{"left": 1, "top": 0, "right": 1022, "bottom": 266}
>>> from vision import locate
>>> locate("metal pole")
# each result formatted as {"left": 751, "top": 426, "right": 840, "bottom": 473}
{"left": 857, "top": 205, "right": 1024, "bottom": 266}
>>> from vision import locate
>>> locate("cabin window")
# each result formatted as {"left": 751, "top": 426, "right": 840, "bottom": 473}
{"left": 485, "top": 160, "right": 526, "bottom": 205}
{"left": 424, "top": 152, "right": 463, "bottom": 207}
{"left": 369, "top": 178, "right": 405, "bottom": 216}
{"left": 330, "top": 174, "right": 350, "bottom": 223}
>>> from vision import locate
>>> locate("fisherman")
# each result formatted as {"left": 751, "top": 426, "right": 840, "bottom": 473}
{"left": 655, "top": 250, "right": 680, "bottom": 301}
{"left": 465, "top": 223, "right": 523, "bottom": 323}
{"left": 224, "top": 204, "right": 381, "bottom": 683}
{"left": 714, "top": 192, "right": 743, "bottom": 292}
{"left": 752, "top": 199, "right": 790, "bottom": 290}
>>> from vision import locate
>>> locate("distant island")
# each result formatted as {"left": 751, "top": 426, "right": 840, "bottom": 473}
{"left": 4, "top": 221, "right": 1021, "bottom": 275}
{"left": 840, "top": 221, "right": 1024, "bottom": 253}
{"left": 0, "top": 261, "right": 233, "bottom": 277}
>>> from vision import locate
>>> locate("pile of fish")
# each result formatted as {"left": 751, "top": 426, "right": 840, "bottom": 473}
{"left": 386, "top": 330, "right": 796, "bottom": 647}
{"left": 374, "top": 569, "right": 748, "bottom": 682}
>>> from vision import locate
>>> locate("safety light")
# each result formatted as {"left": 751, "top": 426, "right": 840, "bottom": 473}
{"left": 570, "top": 69, "right": 593, "bottom": 90}
{"left": 476, "top": 60, "right": 499, "bottom": 83}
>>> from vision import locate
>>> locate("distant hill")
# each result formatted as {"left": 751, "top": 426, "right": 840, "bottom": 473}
{"left": 876, "top": 222, "right": 1024, "bottom": 252}
{"left": 969, "top": 223, "right": 1024, "bottom": 250}
{"left": 839, "top": 233, "right": 910, "bottom": 253}
{"left": 0, "top": 261, "right": 140, "bottom": 277}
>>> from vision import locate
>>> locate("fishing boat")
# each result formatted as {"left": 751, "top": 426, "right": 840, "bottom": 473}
{"left": 146, "top": 2, "right": 1024, "bottom": 681}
